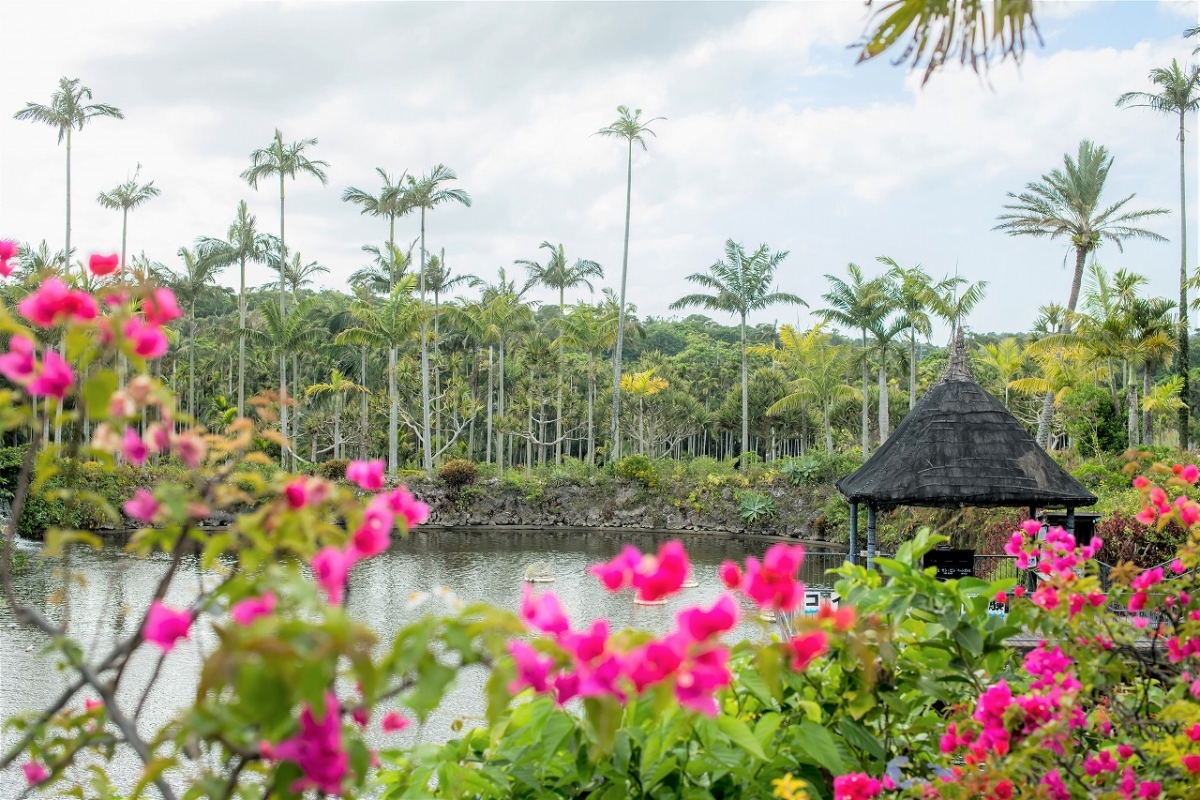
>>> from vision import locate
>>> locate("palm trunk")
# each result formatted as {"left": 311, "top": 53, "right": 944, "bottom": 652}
{"left": 238, "top": 255, "right": 246, "bottom": 419}
{"left": 1144, "top": 366, "right": 1153, "bottom": 445}
{"left": 333, "top": 392, "right": 341, "bottom": 460}
{"left": 1177, "top": 110, "right": 1190, "bottom": 448}
{"left": 740, "top": 312, "right": 749, "bottom": 468}
{"left": 56, "top": 129, "right": 71, "bottom": 449}
{"left": 388, "top": 346, "right": 398, "bottom": 474}
{"left": 497, "top": 340, "right": 506, "bottom": 471}
{"left": 1066, "top": 246, "right": 1087, "bottom": 316}
{"left": 909, "top": 330, "right": 917, "bottom": 409}
{"left": 189, "top": 300, "right": 196, "bottom": 419}
{"left": 1128, "top": 380, "right": 1139, "bottom": 447}
{"left": 419, "top": 207, "right": 432, "bottom": 471}
{"left": 556, "top": 287, "right": 565, "bottom": 464}
{"left": 1036, "top": 392, "right": 1054, "bottom": 449}
{"left": 486, "top": 346, "right": 494, "bottom": 464}
{"left": 824, "top": 402, "right": 833, "bottom": 454}
{"left": 860, "top": 329, "right": 869, "bottom": 458}
{"left": 120, "top": 207, "right": 128, "bottom": 270}
{"left": 360, "top": 346, "right": 369, "bottom": 459}
{"left": 278, "top": 172, "right": 288, "bottom": 469}
{"left": 878, "top": 356, "right": 889, "bottom": 443}
{"left": 293, "top": 353, "right": 301, "bottom": 465}
{"left": 587, "top": 352, "right": 595, "bottom": 464}
{"left": 610, "top": 137, "right": 634, "bottom": 461}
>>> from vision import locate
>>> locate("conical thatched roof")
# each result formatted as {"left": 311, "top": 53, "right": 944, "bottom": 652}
{"left": 835, "top": 328, "right": 1096, "bottom": 510}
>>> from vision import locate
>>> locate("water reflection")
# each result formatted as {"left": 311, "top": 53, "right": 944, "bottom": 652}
{"left": 1, "top": 529, "right": 843, "bottom": 795}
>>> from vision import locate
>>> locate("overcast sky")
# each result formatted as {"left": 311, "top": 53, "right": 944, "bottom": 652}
{"left": 1, "top": 1, "right": 1197, "bottom": 339}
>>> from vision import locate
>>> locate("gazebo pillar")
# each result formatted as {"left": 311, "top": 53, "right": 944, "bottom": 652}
{"left": 866, "top": 504, "right": 877, "bottom": 568}
{"left": 848, "top": 503, "right": 858, "bottom": 566}
{"left": 1066, "top": 507, "right": 1075, "bottom": 536}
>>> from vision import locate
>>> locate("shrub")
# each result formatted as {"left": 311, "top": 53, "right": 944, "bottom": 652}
{"left": 781, "top": 456, "right": 821, "bottom": 486}
{"left": 315, "top": 458, "right": 349, "bottom": 480}
{"left": 614, "top": 455, "right": 658, "bottom": 488}
{"left": 439, "top": 458, "right": 478, "bottom": 489}
{"left": 736, "top": 490, "right": 776, "bottom": 524}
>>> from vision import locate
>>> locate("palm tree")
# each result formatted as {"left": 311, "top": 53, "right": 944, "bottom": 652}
{"left": 1117, "top": 60, "right": 1200, "bottom": 445}
{"left": 257, "top": 296, "right": 322, "bottom": 470}
{"left": 816, "top": 264, "right": 890, "bottom": 458}
{"left": 620, "top": 369, "right": 668, "bottom": 456}
{"left": 267, "top": 249, "right": 330, "bottom": 296}
{"left": 867, "top": 314, "right": 906, "bottom": 442}
{"left": 977, "top": 338, "right": 1024, "bottom": 408}
{"left": 994, "top": 140, "right": 1168, "bottom": 318}
{"left": 96, "top": 165, "right": 160, "bottom": 269}
{"left": 517, "top": 241, "right": 604, "bottom": 464}
{"left": 241, "top": 129, "right": 329, "bottom": 468}
{"left": 879, "top": 257, "right": 964, "bottom": 410}
{"left": 472, "top": 270, "right": 535, "bottom": 470}
{"left": 1127, "top": 296, "right": 1178, "bottom": 444}
{"left": 343, "top": 169, "right": 410, "bottom": 283}
{"left": 422, "top": 249, "right": 479, "bottom": 452}
{"left": 405, "top": 165, "right": 472, "bottom": 471}
{"left": 335, "top": 279, "right": 422, "bottom": 474}
{"left": 194, "top": 201, "right": 274, "bottom": 419}
{"left": 1143, "top": 377, "right": 1187, "bottom": 446}
{"left": 353, "top": 241, "right": 414, "bottom": 294}
{"left": 14, "top": 77, "right": 124, "bottom": 299}
{"left": 670, "top": 240, "right": 804, "bottom": 467}
{"left": 561, "top": 301, "right": 621, "bottom": 464}
{"left": 596, "top": 105, "right": 665, "bottom": 461}
{"left": 306, "top": 369, "right": 368, "bottom": 460}
{"left": 159, "top": 246, "right": 225, "bottom": 420}
{"left": 766, "top": 325, "right": 859, "bottom": 454}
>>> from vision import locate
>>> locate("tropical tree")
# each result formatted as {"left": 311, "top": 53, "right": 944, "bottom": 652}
{"left": 257, "top": 297, "right": 322, "bottom": 470}
{"left": 517, "top": 241, "right": 603, "bottom": 464}
{"left": 816, "top": 264, "right": 890, "bottom": 458}
{"left": 620, "top": 369, "right": 669, "bottom": 457}
{"left": 994, "top": 140, "right": 1168, "bottom": 318}
{"left": 1126, "top": 296, "right": 1178, "bottom": 444}
{"left": 561, "top": 301, "right": 619, "bottom": 464}
{"left": 194, "top": 201, "right": 274, "bottom": 419}
{"left": 976, "top": 338, "right": 1024, "bottom": 408}
{"left": 267, "top": 250, "right": 329, "bottom": 297}
{"left": 1117, "top": 60, "right": 1200, "bottom": 445}
{"left": 158, "top": 246, "right": 226, "bottom": 419}
{"left": 405, "top": 165, "right": 472, "bottom": 470}
{"left": 670, "top": 240, "right": 804, "bottom": 467}
{"left": 14, "top": 77, "right": 123, "bottom": 296}
{"left": 306, "top": 369, "right": 368, "bottom": 460}
{"left": 765, "top": 325, "right": 859, "bottom": 454}
{"left": 353, "top": 241, "right": 414, "bottom": 294}
{"left": 241, "top": 130, "right": 329, "bottom": 466}
{"left": 867, "top": 314, "right": 906, "bottom": 443}
{"left": 596, "top": 105, "right": 664, "bottom": 461}
{"left": 342, "top": 168, "right": 410, "bottom": 286}
{"left": 1143, "top": 377, "right": 1187, "bottom": 445}
{"left": 472, "top": 270, "right": 535, "bottom": 470}
{"left": 96, "top": 165, "right": 160, "bottom": 269}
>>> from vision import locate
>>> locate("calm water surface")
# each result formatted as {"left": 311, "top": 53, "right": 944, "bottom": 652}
{"left": 0, "top": 528, "right": 842, "bottom": 796}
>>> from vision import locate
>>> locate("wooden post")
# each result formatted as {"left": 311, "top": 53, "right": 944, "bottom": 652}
{"left": 1065, "top": 507, "right": 1075, "bottom": 536}
{"left": 849, "top": 502, "right": 858, "bottom": 566}
{"left": 866, "top": 504, "right": 877, "bottom": 569}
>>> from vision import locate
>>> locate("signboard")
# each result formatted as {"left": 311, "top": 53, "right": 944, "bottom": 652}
{"left": 922, "top": 549, "right": 975, "bottom": 581}
{"left": 803, "top": 590, "right": 840, "bottom": 615}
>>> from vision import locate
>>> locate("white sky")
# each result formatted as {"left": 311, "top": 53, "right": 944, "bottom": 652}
{"left": 1, "top": 1, "right": 1197, "bottom": 339}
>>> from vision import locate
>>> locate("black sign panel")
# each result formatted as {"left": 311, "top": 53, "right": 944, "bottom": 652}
{"left": 923, "top": 549, "right": 975, "bottom": 581}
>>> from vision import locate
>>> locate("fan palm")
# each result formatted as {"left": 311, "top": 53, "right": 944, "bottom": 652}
{"left": 517, "top": 241, "right": 603, "bottom": 463}
{"left": 405, "top": 164, "right": 472, "bottom": 470}
{"left": 14, "top": 77, "right": 124, "bottom": 295}
{"left": 994, "top": 140, "right": 1168, "bottom": 317}
{"left": 596, "top": 106, "right": 665, "bottom": 460}
{"left": 670, "top": 240, "right": 804, "bottom": 467}
{"left": 1118, "top": 60, "right": 1200, "bottom": 445}
{"left": 96, "top": 164, "right": 160, "bottom": 270}
{"left": 816, "top": 264, "right": 891, "bottom": 458}
{"left": 159, "top": 246, "right": 226, "bottom": 419}
{"left": 306, "top": 369, "right": 368, "bottom": 460}
{"left": 241, "top": 130, "right": 329, "bottom": 466}
{"left": 194, "top": 201, "right": 274, "bottom": 418}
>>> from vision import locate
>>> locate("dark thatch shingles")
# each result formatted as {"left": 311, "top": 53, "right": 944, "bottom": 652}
{"left": 835, "top": 378, "right": 1096, "bottom": 510}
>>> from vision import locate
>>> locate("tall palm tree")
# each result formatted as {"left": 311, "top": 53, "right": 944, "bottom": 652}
{"left": 343, "top": 169, "right": 410, "bottom": 282}
{"left": 766, "top": 325, "right": 859, "bottom": 454}
{"left": 1127, "top": 296, "right": 1178, "bottom": 444}
{"left": 159, "top": 246, "right": 226, "bottom": 420}
{"left": 336, "top": 279, "right": 421, "bottom": 474}
{"left": 306, "top": 369, "right": 368, "bottom": 460}
{"left": 517, "top": 241, "right": 603, "bottom": 463}
{"left": 977, "top": 338, "right": 1024, "bottom": 408}
{"left": 194, "top": 201, "right": 274, "bottom": 419}
{"left": 867, "top": 314, "right": 906, "bottom": 443}
{"left": 241, "top": 130, "right": 329, "bottom": 467}
{"left": 620, "top": 368, "right": 668, "bottom": 456}
{"left": 670, "top": 240, "right": 804, "bottom": 467}
{"left": 1117, "top": 60, "right": 1200, "bottom": 445}
{"left": 14, "top": 77, "right": 124, "bottom": 299}
{"left": 96, "top": 165, "right": 160, "bottom": 269}
{"left": 257, "top": 296, "right": 321, "bottom": 470}
{"left": 423, "top": 249, "right": 479, "bottom": 452}
{"left": 596, "top": 105, "right": 665, "bottom": 461}
{"left": 405, "top": 165, "right": 472, "bottom": 470}
{"left": 879, "top": 257, "right": 965, "bottom": 410}
{"left": 353, "top": 241, "right": 414, "bottom": 294}
{"left": 472, "top": 270, "right": 535, "bottom": 470}
{"left": 267, "top": 249, "right": 330, "bottom": 296}
{"left": 561, "top": 301, "right": 622, "bottom": 464}
{"left": 994, "top": 140, "right": 1168, "bottom": 318}
{"left": 816, "top": 264, "right": 890, "bottom": 458}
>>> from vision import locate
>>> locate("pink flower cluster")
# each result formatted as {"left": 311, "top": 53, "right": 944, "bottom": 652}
{"left": 18, "top": 277, "right": 98, "bottom": 328}
{"left": 718, "top": 542, "right": 807, "bottom": 612}
{"left": 1133, "top": 466, "right": 1200, "bottom": 528}
{"left": 144, "top": 600, "right": 193, "bottom": 652}
{"left": 0, "top": 240, "right": 17, "bottom": 277}
{"left": 832, "top": 772, "right": 881, "bottom": 800}
{"left": 590, "top": 540, "right": 690, "bottom": 602}
{"left": 0, "top": 335, "right": 74, "bottom": 399}
{"left": 308, "top": 464, "right": 429, "bottom": 604}
{"left": 512, "top": 585, "right": 737, "bottom": 715}
{"left": 260, "top": 692, "right": 348, "bottom": 795}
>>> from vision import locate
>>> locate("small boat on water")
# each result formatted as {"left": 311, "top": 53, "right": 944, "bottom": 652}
{"left": 523, "top": 562, "right": 555, "bottom": 583}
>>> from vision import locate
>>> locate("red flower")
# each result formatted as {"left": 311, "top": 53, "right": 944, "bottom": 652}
{"left": 18, "top": 278, "right": 98, "bottom": 327}
{"left": 718, "top": 560, "right": 742, "bottom": 589}
{"left": 677, "top": 594, "right": 738, "bottom": 643}
{"left": 88, "top": 253, "right": 120, "bottom": 276}
{"left": 788, "top": 630, "right": 829, "bottom": 671}
{"left": 144, "top": 601, "right": 193, "bottom": 652}
{"left": 143, "top": 288, "right": 182, "bottom": 325}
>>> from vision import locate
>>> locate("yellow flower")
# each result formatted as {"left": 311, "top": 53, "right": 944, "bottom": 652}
{"left": 771, "top": 773, "right": 809, "bottom": 800}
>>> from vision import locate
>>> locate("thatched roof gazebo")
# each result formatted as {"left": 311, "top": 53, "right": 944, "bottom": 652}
{"left": 835, "top": 328, "right": 1096, "bottom": 564}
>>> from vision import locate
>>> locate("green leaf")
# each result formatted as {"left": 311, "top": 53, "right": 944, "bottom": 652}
{"left": 953, "top": 625, "right": 984, "bottom": 657}
{"left": 716, "top": 715, "right": 766, "bottom": 761}
{"left": 792, "top": 720, "right": 844, "bottom": 773}
{"left": 83, "top": 369, "right": 118, "bottom": 421}
{"left": 838, "top": 718, "right": 885, "bottom": 762}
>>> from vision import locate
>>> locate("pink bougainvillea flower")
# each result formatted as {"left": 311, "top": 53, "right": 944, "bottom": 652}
{"left": 1135, "top": 507, "right": 1157, "bottom": 526}
{"left": 559, "top": 619, "right": 608, "bottom": 663}
{"left": 788, "top": 630, "right": 829, "bottom": 671}
{"left": 0, "top": 240, "right": 18, "bottom": 277}
{"left": 144, "top": 601, "right": 193, "bottom": 652}
{"left": 832, "top": 772, "right": 882, "bottom": 800}
{"left": 231, "top": 592, "right": 276, "bottom": 625}
{"left": 18, "top": 278, "right": 98, "bottom": 327}
{"left": 84, "top": 698, "right": 103, "bottom": 712}
{"left": 1133, "top": 475, "right": 1150, "bottom": 489}
{"left": 672, "top": 646, "right": 730, "bottom": 715}
{"left": 1118, "top": 744, "right": 1135, "bottom": 759}
{"left": 350, "top": 707, "right": 369, "bottom": 727}
{"left": 346, "top": 458, "right": 385, "bottom": 491}
{"left": 146, "top": 423, "right": 171, "bottom": 455}
{"left": 172, "top": 433, "right": 207, "bottom": 468}
{"left": 122, "top": 426, "right": 148, "bottom": 466}
{"left": 1019, "top": 518, "right": 1043, "bottom": 537}
{"left": 28, "top": 350, "right": 74, "bottom": 399}
{"left": 1181, "top": 754, "right": 1200, "bottom": 774}
{"left": 718, "top": 560, "right": 742, "bottom": 589}
{"left": 817, "top": 602, "right": 855, "bottom": 632}
{"left": 21, "top": 761, "right": 47, "bottom": 785}
{"left": 1187, "top": 723, "right": 1200, "bottom": 742}
{"left": 88, "top": 253, "right": 120, "bottom": 276}
{"left": 284, "top": 477, "right": 311, "bottom": 509}
{"left": 348, "top": 495, "right": 395, "bottom": 559}
{"left": 383, "top": 486, "right": 429, "bottom": 528}
{"left": 632, "top": 540, "right": 690, "bottom": 602}
{"left": 142, "top": 287, "right": 182, "bottom": 326}
{"left": 552, "top": 671, "right": 581, "bottom": 705}
{"left": 0, "top": 336, "right": 37, "bottom": 385}
{"left": 311, "top": 546, "right": 351, "bottom": 605}
{"left": 381, "top": 711, "right": 411, "bottom": 733}
{"left": 589, "top": 545, "right": 642, "bottom": 592}
{"left": 577, "top": 653, "right": 627, "bottom": 700}
{"left": 741, "top": 542, "right": 806, "bottom": 612}
{"left": 508, "top": 640, "right": 554, "bottom": 694}
{"left": 122, "top": 489, "right": 159, "bottom": 523}
{"left": 261, "top": 692, "right": 348, "bottom": 796}
{"left": 123, "top": 317, "right": 169, "bottom": 359}
{"left": 624, "top": 640, "right": 683, "bottom": 692}
{"left": 1137, "top": 782, "right": 1162, "bottom": 799}
{"left": 677, "top": 595, "right": 738, "bottom": 643}
{"left": 520, "top": 585, "right": 570, "bottom": 636}
{"left": 1183, "top": 464, "right": 1200, "bottom": 484}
